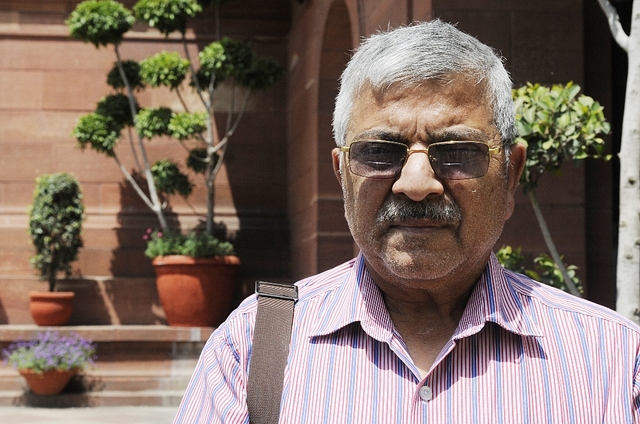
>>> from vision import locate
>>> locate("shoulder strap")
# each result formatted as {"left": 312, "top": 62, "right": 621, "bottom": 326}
{"left": 247, "top": 281, "right": 298, "bottom": 424}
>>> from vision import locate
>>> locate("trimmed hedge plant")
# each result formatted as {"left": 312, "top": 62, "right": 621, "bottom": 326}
{"left": 28, "top": 173, "right": 85, "bottom": 292}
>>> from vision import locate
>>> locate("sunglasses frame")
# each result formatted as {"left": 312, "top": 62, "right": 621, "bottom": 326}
{"left": 340, "top": 139, "right": 502, "bottom": 180}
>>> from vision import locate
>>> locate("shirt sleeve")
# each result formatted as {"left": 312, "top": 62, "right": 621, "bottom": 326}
{"left": 173, "top": 316, "right": 252, "bottom": 424}
{"left": 634, "top": 352, "right": 640, "bottom": 423}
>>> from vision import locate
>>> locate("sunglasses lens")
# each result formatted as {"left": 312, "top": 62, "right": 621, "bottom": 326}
{"left": 429, "top": 142, "right": 490, "bottom": 180}
{"left": 348, "top": 141, "right": 406, "bottom": 178}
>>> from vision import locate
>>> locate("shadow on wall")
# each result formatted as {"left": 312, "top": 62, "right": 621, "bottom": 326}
{"left": 0, "top": 298, "right": 9, "bottom": 324}
{"left": 223, "top": 110, "right": 292, "bottom": 299}
{"left": 59, "top": 278, "right": 167, "bottom": 325}
{"left": 110, "top": 174, "right": 179, "bottom": 279}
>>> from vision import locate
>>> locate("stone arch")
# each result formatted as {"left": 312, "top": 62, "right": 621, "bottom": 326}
{"left": 315, "top": 0, "right": 356, "bottom": 273}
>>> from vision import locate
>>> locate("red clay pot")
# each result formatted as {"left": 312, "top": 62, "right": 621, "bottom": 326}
{"left": 28, "top": 291, "right": 75, "bottom": 326}
{"left": 19, "top": 368, "right": 77, "bottom": 396}
{"left": 152, "top": 255, "right": 240, "bottom": 327}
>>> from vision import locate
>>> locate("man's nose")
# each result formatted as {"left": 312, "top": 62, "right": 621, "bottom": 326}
{"left": 391, "top": 150, "right": 445, "bottom": 201}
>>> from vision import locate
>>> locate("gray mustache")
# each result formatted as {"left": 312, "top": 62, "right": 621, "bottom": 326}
{"left": 376, "top": 197, "right": 462, "bottom": 224}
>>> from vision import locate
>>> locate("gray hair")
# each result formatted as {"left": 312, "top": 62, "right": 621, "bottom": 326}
{"left": 332, "top": 20, "right": 516, "bottom": 148}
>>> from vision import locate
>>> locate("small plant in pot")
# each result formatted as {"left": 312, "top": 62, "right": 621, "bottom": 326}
{"left": 143, "top": 228, "right": 239, "bottom": 327}
{"left": 2, "top": 331, "right": 96, "bottom": 396}
{"left": 28, "top": 173, "right": 85, "bottom": 326}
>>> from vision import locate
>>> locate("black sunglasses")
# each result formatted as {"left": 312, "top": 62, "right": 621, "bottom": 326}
{"left": 340, "top": 140, "right": 502, "bottom": 180}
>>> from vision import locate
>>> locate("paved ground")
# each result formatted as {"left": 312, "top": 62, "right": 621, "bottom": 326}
{"left": 0, "top": 406, "right": 178, "bottom": 423}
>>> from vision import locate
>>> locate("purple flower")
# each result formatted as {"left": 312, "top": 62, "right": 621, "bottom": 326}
{"left": 2, "top": 331, "right": 96, "bottom": 373}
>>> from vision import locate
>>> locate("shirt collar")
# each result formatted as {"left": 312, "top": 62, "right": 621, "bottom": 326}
{"left": 310, "top": 252, "right": 543, "bottom": 341}
{"left": 310, "top": 253, "right": 395, "bottom": 343}
{"left": 454, "top": 253, "right": 544, "bottom": 339}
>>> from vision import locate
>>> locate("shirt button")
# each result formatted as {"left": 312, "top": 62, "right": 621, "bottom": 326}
{"left": 419, "top": 385, "right": 432, "bottom": 401}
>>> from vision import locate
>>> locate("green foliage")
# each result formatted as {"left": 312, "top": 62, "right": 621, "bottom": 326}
{"left": 513, "top": 82, "right": 611, "bottom": 191}
{"left": 495, "top": 245, "right": 526, "bottom": 273}
{"left": 187, "top": 147, "right": 211, "bottom": 174}
{"left": 496, "top": 245, "right": 583, "bottom": 294}
{"left": 28, "top": 173, "right": 85, "bottom": 292}
{"left": 68, "top": 0, "right": 283, "bottom": 247}
{"left": 199, "top": 37, "right": 256, "bottom": 82}
{"left": 66, "top": 0, "right": 135, "bottom": 48}
{"left": 530, "top": 254, "right": 582, "bottom": 293}
{"left": 144, "top": 229, "right": 234, "bottom": 258}
{"left": 169, "top": 111, "right": 207, "bottom": 140}
{"left": 196, "top": 38, "right": 284, "bottom": 90}
{"left": 96, "top": 93, "right": 137, "bottom": 127}
{"left": 151, "top": 159, "right": 193, "bottom": 197}
{"left": 135, "top": 107, "right": 173, "bottom": 138}
{"left": 140, "top": 51, "right": 190, "bottom": 89}
{"left": 133, "top": 0, "right": 202, "bottom": 36}
{"left": 196, "top": 40, "right": 232, "bottom": 87}
{"left": 107, "top": 60, "right": 145, "bottom": 91}
{"left": 241, "top": 55, "right": 285, "bottom": 91}
{"left": 73, "top": 113, "right": 121, "bottom": 156}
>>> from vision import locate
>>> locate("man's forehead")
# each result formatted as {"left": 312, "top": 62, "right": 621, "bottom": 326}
{"left": 346, "top": 78, "right": 496, "bottom": 141}
{"left": 358, "top": 72, "right": 488, "bottom": 97}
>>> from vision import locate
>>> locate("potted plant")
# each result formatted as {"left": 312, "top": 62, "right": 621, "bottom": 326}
{"left": 27, "top": 173, "right": 85, "bottom": 326}
{"left": 2, "top": 331, "right": 96, "bottom": 396}
{"left": 66, "top": 0, "right": 283, "bottom": 326}
{"left": 144, "top": 228, "right": 238, "bottom": 326}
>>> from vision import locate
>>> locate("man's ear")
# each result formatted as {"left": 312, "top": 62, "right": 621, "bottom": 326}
{"left": 505, "top": 142, "right": 526, "bottom": 220}
{"left": 332, "top": 148, "right": 342, "bottom": 185}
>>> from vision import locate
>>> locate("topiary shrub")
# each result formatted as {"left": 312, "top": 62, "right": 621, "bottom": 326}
{"left": 28, "top": 173, "right": 85, "bottom": 292}
{"left": 66, "top": 0, "right": 284, "bottom": 246}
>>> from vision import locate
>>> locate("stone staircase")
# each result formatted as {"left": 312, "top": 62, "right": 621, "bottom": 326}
{"left": 0, "top": 325, "right": 213, "bottom": 407}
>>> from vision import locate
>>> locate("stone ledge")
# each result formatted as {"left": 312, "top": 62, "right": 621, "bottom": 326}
{"left": 0, "top": 325, "right": 214, "bottom": 343}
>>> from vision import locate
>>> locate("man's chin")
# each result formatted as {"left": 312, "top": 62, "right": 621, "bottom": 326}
{"left": 372, "top": 249, "right": 458, "bottom": 282}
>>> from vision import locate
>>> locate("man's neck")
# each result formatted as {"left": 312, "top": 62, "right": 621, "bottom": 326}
{"left": 382, "top": 285, "right": 473, "bottom": 378}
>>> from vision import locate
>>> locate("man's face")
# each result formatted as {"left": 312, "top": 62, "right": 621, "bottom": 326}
{"left": 333, "top": 79, "right": 524, "bottom": 293}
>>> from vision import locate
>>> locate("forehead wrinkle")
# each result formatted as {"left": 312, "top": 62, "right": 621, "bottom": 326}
{"left": 352, "top": 129, "right": 403, "bottom": 142}
{"left": 427, "top": 127, "right": 493, "bottom": 143}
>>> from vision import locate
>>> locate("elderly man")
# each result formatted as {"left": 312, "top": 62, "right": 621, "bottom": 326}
{"left": 174, "top": 20, "right": 640, "bottom": 423}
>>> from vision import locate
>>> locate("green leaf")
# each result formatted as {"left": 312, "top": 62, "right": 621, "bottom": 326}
{"left": 186, "top": 147, "right": 216, "bottom": 174}
{"left": 150, "top": 159, "right": 193, "bottom": 197}
{"left": 135, "top": 107, "right": 173, "bottom": 139}
{"left": 513, "top": 82, "right": 611, "bottom": 190}
{"left": 96, "top": 93, "right": 138, "bottom": 127}
{"left": 73, "top": 113, "right": 122, "bottom": 156}
{"left": 144, "top": 229, "right": 234, "bottom": 258}
{"left": 66, "top": 0, "right": 135, "bottom": 48}
{"left": 133, "top": 0, "right": 202, "bottom": 36}
{"left": 106, "top": 60, "right": 145, "bottom": 91}
{"left": 168, "top": 112, "right": 207, "bottom": 140}
{"left": 140, "top": 51, "right": 190, "bottom": 89}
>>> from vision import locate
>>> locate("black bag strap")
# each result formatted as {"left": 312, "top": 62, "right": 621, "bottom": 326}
{"left": 247, "top": 281, "right": 298, "bottom": 424}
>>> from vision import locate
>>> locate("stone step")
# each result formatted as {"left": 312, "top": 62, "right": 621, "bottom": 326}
{"left": 0, "top": 370, "right": 194, "bottom": 392}
{"left": 0, "top": 389, "right": 187, "bottom": 407}
{"left": 0, "top": 325, "right": 212, "bottom": 407}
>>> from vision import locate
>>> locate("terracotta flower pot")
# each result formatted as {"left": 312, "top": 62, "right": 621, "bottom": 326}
{"left": 28, "top": 291, "right": 75, "bottom": 326}
{"left": 19, "top": 369, "right": 77, "bottom": 396}
{"left": 152, "top": 255, "right": 240, "bottom": 327}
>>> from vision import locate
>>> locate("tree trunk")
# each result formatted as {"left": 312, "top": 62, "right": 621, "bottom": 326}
{"left": 48, "top": 252, "right": 58, "bottom": 292}
{"left": 527, "top": 190, "right": 582, "bottom": 297}
{"left": 616, "top": 0, "right": 640, "bottom": 324}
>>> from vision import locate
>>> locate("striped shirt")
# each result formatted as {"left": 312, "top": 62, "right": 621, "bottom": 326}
{"left": 174, "top": 253, "right": 640, "bottom": 423}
